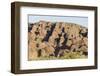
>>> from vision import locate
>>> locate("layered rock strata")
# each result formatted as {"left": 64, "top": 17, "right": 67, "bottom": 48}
{"left": 28, "top": 21, "right": 88, "bottom": 60}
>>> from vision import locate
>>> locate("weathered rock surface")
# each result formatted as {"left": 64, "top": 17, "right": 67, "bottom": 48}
{"left": 28, "top": 21, "right": 88, "bottom": 60}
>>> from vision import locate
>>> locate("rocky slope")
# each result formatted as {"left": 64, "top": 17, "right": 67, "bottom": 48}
{"left": 28, "top": 21, "right": 88, "bottom": 60}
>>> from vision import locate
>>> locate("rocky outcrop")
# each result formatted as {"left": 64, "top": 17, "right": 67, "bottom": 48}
{"left": 28, "top": 21, "right": 88, "bottom": 60}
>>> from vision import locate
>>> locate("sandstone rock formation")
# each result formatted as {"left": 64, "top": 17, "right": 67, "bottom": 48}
{"left": 28, "top": 21, "right": 88, "bottom": 60}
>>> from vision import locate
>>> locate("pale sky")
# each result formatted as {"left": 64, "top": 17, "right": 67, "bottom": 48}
{"left": 28, "top": 15, "right": 88, "bottom": 27}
